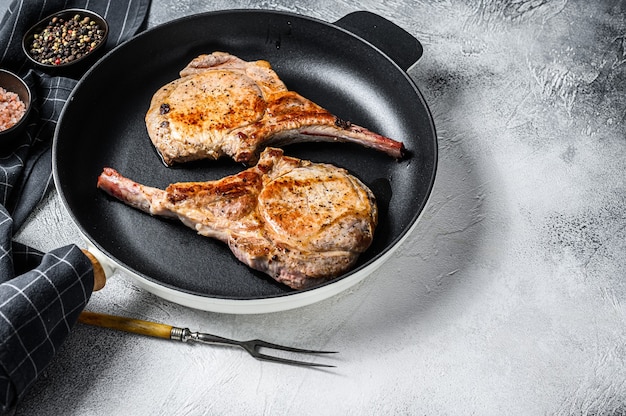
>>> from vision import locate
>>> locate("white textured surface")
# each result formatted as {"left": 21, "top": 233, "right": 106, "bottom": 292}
{"left": 4, "top": 0, "right": 626, "bottom": 415}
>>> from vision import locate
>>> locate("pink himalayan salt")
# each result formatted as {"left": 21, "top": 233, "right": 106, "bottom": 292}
{"left": 0, "top": 86, "right": 27, "bottom": 132}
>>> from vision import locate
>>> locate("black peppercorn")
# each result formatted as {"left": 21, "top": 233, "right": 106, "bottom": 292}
{"left": 334, "top": 117, "right": 352, "bottom": 130}
{"left": 28, "top": 13, "right": 105, "bottom": 66}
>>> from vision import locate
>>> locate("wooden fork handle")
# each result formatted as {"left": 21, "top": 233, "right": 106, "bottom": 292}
{"left": 78, "top": 311, "right": 174, "bottom": 340}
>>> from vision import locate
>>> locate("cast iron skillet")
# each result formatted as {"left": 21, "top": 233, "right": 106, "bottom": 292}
{"left": 53, "top": 10, "right": 438, "bottom": 314}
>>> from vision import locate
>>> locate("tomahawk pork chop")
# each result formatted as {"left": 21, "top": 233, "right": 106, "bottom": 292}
{"left": 97, "top": 147, "right": 378, "bottom": 289}
{"left": 145, "top": 51, "right": 405, "bottom": 166}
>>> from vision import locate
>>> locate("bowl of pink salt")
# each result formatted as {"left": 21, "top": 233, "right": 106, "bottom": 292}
{"left": 0, "top": 69, "right": 31, "bottom": 148}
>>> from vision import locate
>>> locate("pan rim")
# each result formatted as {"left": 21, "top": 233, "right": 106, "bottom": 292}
{"left": 52, "top": 9, "right": 438, "bottom": 312}
{"left": 78, "top": 199, "right": 432, "bottom": 314}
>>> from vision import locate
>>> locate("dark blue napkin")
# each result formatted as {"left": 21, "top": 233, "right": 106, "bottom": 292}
{"left": 0, "top": 1, "right": 150, "bottom": 413}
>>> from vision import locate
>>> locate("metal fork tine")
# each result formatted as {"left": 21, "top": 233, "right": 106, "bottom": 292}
{"left": 245, "top": 340, "right": 338, "bottom": 367}
{"left": 188, "top": 331, "right": 337, "bottom": 367}
{"left": 252, "top": 339, "right": 338, "bottom": 355}
{"left": 252, "top": 352, "right": 337, "bottom": 368}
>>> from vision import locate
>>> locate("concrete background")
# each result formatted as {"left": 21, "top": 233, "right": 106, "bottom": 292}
{"left": 3, "top": 0, "right": 626, "bottom": 414}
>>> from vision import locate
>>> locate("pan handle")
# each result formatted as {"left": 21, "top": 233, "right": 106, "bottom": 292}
{"left": 81, "top": 249, "right": 107, "bottom": 291}
{"left": 334, "top": 11, "right": 423, "bottom": 72}
{"left": 82, "top": 244, "right": 116, "bottom": 291}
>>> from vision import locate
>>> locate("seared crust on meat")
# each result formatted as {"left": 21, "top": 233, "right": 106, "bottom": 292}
{"left": 145, "top": 52, "right": 405, "bottom": 166}
{"left": 97, "top": 148, "right": 377, "bottom": 289}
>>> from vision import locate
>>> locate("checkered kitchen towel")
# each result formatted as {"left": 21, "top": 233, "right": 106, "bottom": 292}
{"left": 0, "top": 1, "right": 150, "bottom": 413}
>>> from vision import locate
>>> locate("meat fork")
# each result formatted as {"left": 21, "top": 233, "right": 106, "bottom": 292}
{"left": 78, "top": 311, "right": 337, "bottom": 368}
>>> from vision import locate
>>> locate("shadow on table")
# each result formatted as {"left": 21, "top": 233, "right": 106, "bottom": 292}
{"left": 237, "top": 60, "right": 513, "bottom": 350}
{"left": 315, "top": 61, "right": 510, "bottom": 344}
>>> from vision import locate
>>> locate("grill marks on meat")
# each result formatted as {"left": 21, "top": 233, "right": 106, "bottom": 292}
{"left": 97, "top": 148, "right": 378, "bottom": 289}
{"left": 145, "top": 52, "right": 406, "bottom": 166}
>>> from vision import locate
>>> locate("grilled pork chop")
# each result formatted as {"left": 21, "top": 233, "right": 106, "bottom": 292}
{"left": 145, "top": 51, "right": 405, "bottom": 166}
{"left": 97, "top": 148, "right": 378, "bottom": 289}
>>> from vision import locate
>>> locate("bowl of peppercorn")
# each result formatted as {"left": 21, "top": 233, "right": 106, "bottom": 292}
{"left": 22, "top": 8, "right": 108, "bottom": 76}
{"left": 0, "top": 69, "right": 32, "bottom": 149}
